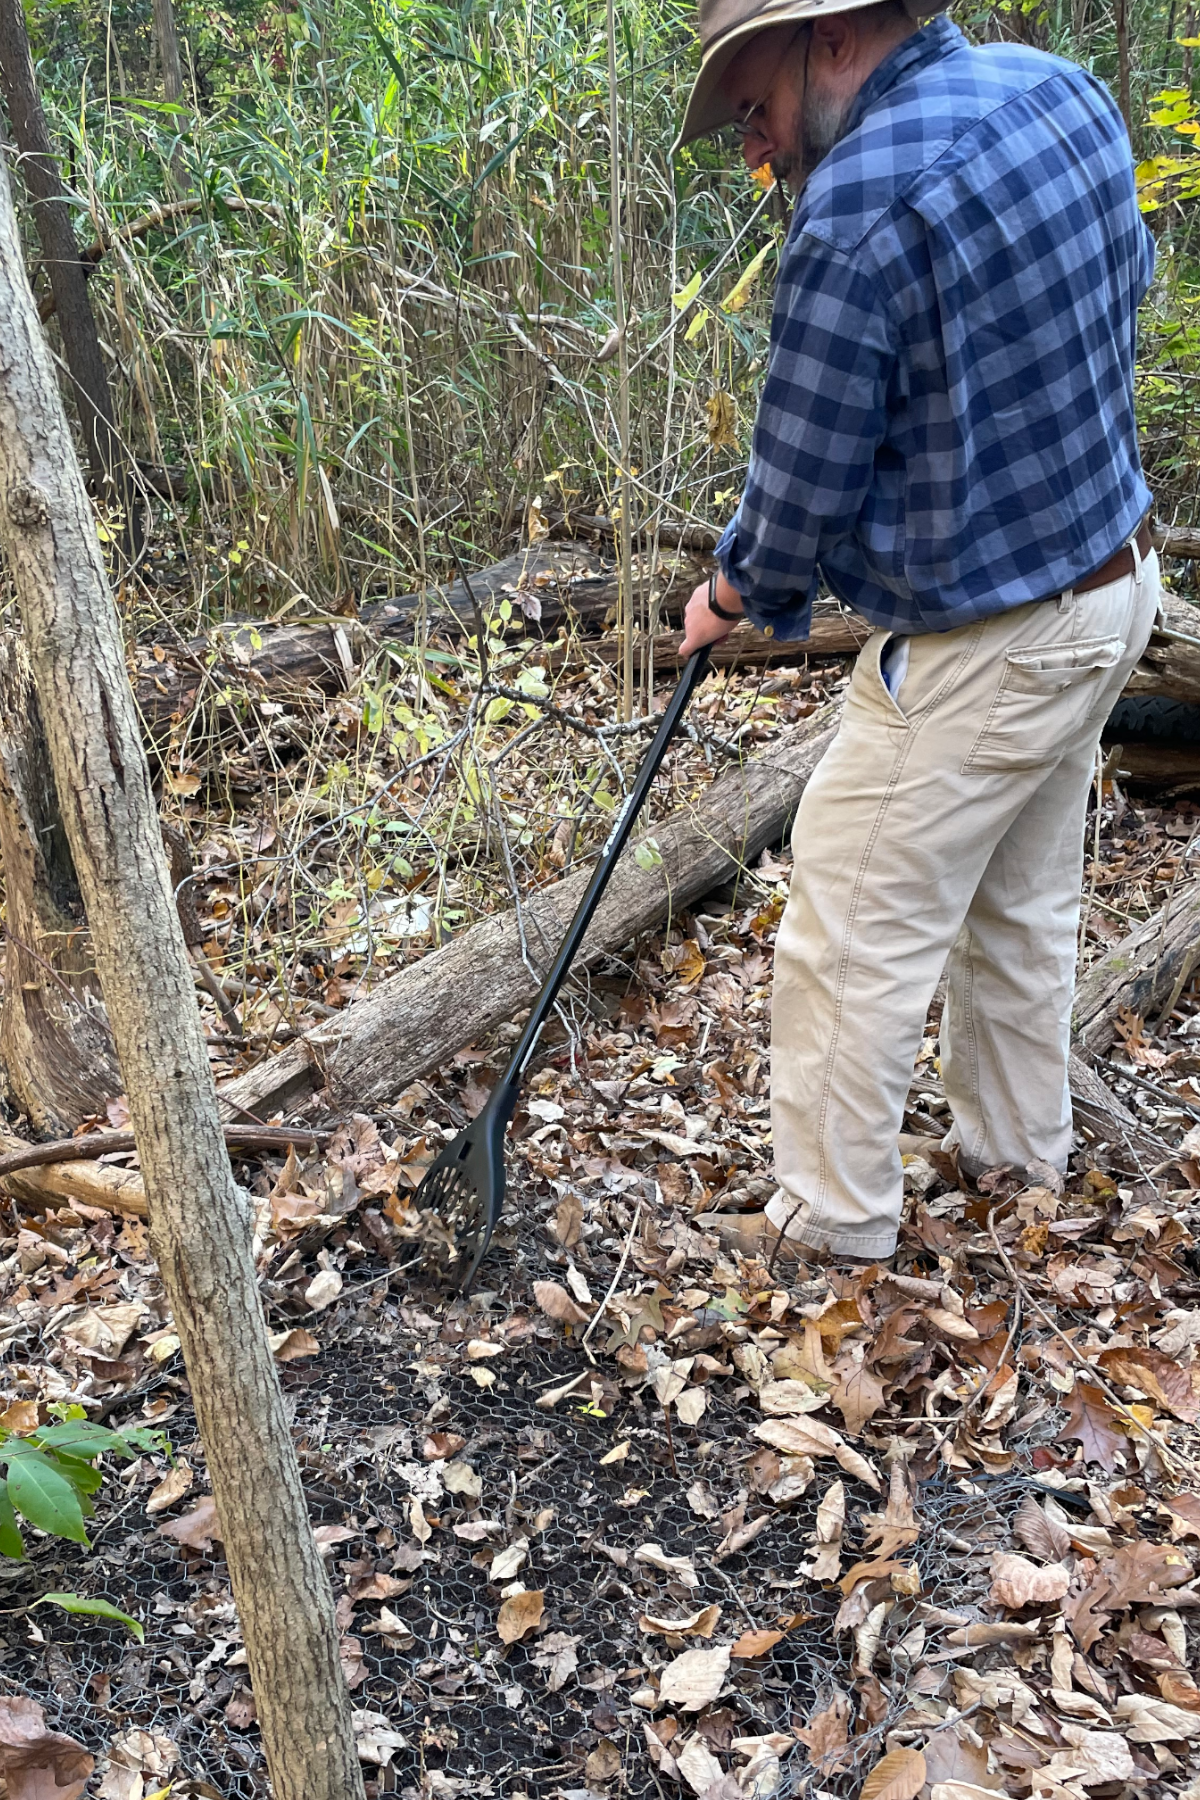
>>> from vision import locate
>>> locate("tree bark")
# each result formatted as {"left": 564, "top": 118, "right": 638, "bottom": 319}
{"left": 0, "top": 635, "right": 122, "bottom": 1130}
{"left": 152, "top": 0, "right": 185, "bottom": 102}
{"left": 1073, "top": 881, "right": 1200, "bottom": 1054}
{"left": 0, "top": 145, "right": 363, "bottom": 1800}
{"left": 0, "top": 0, "right": 123, "bottom": 498}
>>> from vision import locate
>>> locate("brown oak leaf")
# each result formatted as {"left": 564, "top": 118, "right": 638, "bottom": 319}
{"left": 1063, "top": 1382, "right": 1126, "bottom": 1471}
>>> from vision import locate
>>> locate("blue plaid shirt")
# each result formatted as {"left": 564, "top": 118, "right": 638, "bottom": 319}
{"left": 715, "top": 15, "right": 1155, "bottom": 642}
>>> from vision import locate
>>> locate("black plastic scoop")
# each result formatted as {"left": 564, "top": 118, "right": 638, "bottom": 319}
{"left": 412, "top": 645, "right": 713, "bottom": 1290}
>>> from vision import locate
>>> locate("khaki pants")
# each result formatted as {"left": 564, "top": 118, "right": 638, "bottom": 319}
{"left": 766, "top": 549, "right": 1160, "bottom": 1259}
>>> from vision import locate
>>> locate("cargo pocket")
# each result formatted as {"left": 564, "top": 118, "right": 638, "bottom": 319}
{"left": 962, "top": 635, "right": 1125, "bottom": 773}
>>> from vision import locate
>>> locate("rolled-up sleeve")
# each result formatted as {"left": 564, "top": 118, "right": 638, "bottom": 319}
{"left": 716, "top": 236, "right": 898, "bottom": 641}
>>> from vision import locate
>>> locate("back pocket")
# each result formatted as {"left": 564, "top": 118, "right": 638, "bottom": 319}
{"left": 962, "top": 635, "right": 1125, "bottom": 772}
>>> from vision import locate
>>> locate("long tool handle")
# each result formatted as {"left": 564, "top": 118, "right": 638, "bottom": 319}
{"left": 496, "top": 646, "right": 712, "bottom": 1106}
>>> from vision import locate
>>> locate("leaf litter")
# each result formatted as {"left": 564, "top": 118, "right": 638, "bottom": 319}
{"left": 2, "top": 646, "right": 1200, "bottom": 1798}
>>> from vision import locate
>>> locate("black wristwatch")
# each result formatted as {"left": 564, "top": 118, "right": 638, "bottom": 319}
{"left": 707, "top": 570, "right": 741, "bottom": 622}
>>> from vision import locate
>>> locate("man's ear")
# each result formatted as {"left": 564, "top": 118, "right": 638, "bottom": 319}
{"left": 810, "top": 14, "right": 856, "bottom": 67}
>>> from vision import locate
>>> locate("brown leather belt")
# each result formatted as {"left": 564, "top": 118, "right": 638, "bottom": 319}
{"left": 1063, "top": 520, "right": 1153, "bottom": 598}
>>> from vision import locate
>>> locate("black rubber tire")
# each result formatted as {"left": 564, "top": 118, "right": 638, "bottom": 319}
{"left": 1105, "top": 694, "right": 1200, "bottom": 744}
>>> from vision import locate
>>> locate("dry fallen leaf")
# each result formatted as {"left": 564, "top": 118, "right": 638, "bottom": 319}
{"left": 531, "top": 1630, "right": 580, "bottom": 1692}
{"left": 1098, "top": 1346, "right": 1200, "bottom": 1423}
{"left": 1063, "top": 1383, "right": 1126, "bottom": 1471}
{"left": 0, "top": 1696, "right": 93, "bottom": 1800}
{"left": 585, "top": 1738, "right": 622, "bottom": 1783}
{"left": 1013, "top": 1491, "right": 1072, "bottom": 1562}
{"left": 423, "top": 1431, "right": 466, "bottom": 1461}
{"left": 497, "top": 1589, "right": 544, "bottom": 1644}
{"left": 634, "top": 1543, "right": 699, "bottom": 1587}
{"left": 145, "top": 1459, "right": 193, "bottom": 1516}
{"left": 753, "top": 1416, "right": 881, "bottom": 1490}
{"left": 156, "top": 1495, "right": 221, "bottom": 1551}
{"left": 657, "top": 1644, "right": 730, "bottom": 1711}
{"left": 489, "top": 1538, "right": 529, "bottom": 1582}
{"left": 304, "top": 1268, "right": 343, "bottom": 1312}
{"left": 0, "top": 1400, "right": 39, "bottom": 1434}
{"left": 532, "top": 1280, "right": 589, "bottom": 1326}
{"left": 795, "top": 1689, "right": 851, "bottom": 1773}
{"left": 675, "top": 1387, "right": 708, "bottom": 1427}
{"left": 1113, "top": 1694, "right": 1200, "bottom": 1742}
{"left": 269, "top": 1327, "right": 320, "bottom": 1362}
{"left": 676, "top": 1735, "right": 724, "bottom": 1795}
{"left": 988, "top": 1551, "right": 1071, "bottom": 1608}
{"left": 730, "top": 1628, "right": 785, "bottom": 1659}
{"left": 640, "top": 1603, "right": 722, "bottom": 1638}
{"left": 860, "top": 1745, "right": 926, "bottom": 1800}
{"left": 408, "top": 1496, "right": 432, "bottom": 1545}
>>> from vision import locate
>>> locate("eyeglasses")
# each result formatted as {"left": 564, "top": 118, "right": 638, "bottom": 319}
{"left": 729, "top": 101, "right": 767, "bottom": 140}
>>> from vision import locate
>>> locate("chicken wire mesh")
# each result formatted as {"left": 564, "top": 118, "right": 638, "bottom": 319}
{"left": 0, "top": 1269, "right": 1051, "bottom": 1800}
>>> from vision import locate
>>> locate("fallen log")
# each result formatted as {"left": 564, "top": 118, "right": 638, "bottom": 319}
{"left": 1153, "top": 520, "right": 1200, "bottom": 560}
{"left": 217, "top": 695, "right": 1184, "bottom": 1172}
{"left": 218, "top": 706, "right": 842, "bottom": 1121}
{"left": 1073, "top": 879, "right": 1200, "bottom": 1054}
{"left": 0, "top": 1124, "right": 147, "bottom": 1218}
{"left": 1121, "top": 588, "right": 1200, "bottom": 709}
{"left": 576, "top": 615, "right": 869, "bottom": 670}
{"left": 131, "top": 551, "right": 868, "bottom": 734}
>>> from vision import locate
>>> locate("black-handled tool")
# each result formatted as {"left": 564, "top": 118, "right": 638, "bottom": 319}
{"left": 412, "top": 645, "right": 713, "bottom": 1290}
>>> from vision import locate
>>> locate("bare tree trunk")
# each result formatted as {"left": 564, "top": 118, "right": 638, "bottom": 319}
{"left": 152, "top": 0, "right": 185, "bottom": 102}
{"left": 0, "top": 0, "right": 123, "bottom": 499}
{"left": 0, "top": 144, "right": 364, "bottom": 1800}
{"left": 0, "top": 635, "right": 121, "bottom": 1131}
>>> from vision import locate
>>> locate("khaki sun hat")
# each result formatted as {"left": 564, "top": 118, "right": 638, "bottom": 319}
{"left": 675, "top": 0, "right": 943, "bottom": 149}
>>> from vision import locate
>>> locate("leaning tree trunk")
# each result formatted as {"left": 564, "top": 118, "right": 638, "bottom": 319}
{"left": 0, "top": 0, "right": 130, "bottom": 514}
{"left": 0, "top": 146, "right": 364, "bottom": 1800}
{"left": 0, "top": 635, "right": 121, "bottom": 1130}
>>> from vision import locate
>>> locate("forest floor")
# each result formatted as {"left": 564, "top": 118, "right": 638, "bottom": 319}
{"left": 2, "top": 616, "right": 1200, "bottom": 1800}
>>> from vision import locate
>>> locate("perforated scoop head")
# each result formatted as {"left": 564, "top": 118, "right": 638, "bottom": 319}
{"left": 411, "top": 1100, "right": 509, "bottom": 1292}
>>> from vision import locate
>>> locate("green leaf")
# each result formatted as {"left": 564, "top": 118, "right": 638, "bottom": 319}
{"left": 36, "top": 1593, "right": 143, "bottom": 1641}
{"left": 6, "top": 1450, "right": 89, "bottom": 1544}
{"left": 0, "top": 1479, "right": 25, "bottom": 1560}
{"left": 35, "top": 1422, "right": 133, "bottom": 1459}
{"left": 633, "top": 839, "right": 663, "bottom": 871}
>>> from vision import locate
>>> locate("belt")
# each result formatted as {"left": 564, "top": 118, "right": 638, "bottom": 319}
{"left": 1061, "top": 520, "right": 1153, "bottom": 598}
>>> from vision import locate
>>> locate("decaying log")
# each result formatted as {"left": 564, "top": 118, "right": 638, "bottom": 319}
{"left": 1073, "top": 880, "right": 1200, "bottom": 1054}
{"left": 1105, "top": 744, "right": 1200, "bottom": 786}
{"left": 1153, "top": 520, "right": 1200, "bottom": 561}
{"left": 131, "top": 547, "right": 665, "bottom": 733}
{"left": 218, "top": 706, "right": 842, "bottom": 1121}
{"left": 1065, "top": 1052, "right": 1171, "bottom": 1169}
{"left": 0, "top": 1123, "right": 147, "bottom": 1217}
{"left": 1122, "top": 589, "right": 1200, "bottom": 708}
{"left": 576, "top": 614, "right": 870, "bottom": 670}
{"left": 0, "top": 634, "right": 121, "bottom": 1130}
{"left": 130, "top": 550, "right": 872, "bottom": 735}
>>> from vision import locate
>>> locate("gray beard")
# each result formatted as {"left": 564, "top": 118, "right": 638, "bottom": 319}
{"left": 770, "top": 82, "right": 855, "bottom": 189}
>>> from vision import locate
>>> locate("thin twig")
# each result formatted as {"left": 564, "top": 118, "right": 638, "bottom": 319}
{"left": 580, "top": 1198, "right": 643, "bottom": 1348}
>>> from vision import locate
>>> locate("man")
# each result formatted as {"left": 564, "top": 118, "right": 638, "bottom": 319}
{"left": 675, "top": 0, "right": 1158, "bottom": 1266}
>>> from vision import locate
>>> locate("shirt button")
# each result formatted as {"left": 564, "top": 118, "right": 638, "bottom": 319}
{"left": 763, "top": 624, "right": 773, "bottom": 638}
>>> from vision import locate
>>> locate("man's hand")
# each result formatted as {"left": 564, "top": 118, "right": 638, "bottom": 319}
{"left": 679, "top": 572, "right": 745, "bottom": 658}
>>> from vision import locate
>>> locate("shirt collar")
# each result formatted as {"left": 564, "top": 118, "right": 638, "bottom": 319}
{"left": 843, "top": 14, "right": 968, "bottom": 137}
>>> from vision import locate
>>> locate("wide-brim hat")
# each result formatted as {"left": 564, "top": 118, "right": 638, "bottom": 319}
{"left": 675, "top": 0, "right": 942, "bottom": 149}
